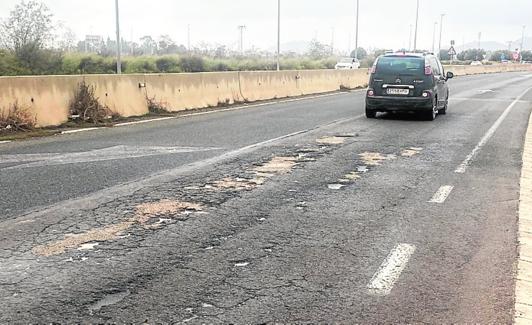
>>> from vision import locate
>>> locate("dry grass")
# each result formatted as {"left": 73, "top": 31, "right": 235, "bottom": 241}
{"left": 0, "top": 102, "right": 36, "bottom": 133}
{"left": 70, "top": 82, "right": 115, "bottom": 123}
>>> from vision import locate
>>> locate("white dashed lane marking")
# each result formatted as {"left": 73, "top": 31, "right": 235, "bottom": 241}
{"left": 367, "top": 244, "right": 416, "bottom": 296}
{"left": 429, "top": 186, "right": 454, "bottom": 204}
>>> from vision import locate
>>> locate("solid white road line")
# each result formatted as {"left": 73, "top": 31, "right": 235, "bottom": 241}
{"left": 429, "top": 185, "right": 454, "bottom": 204}
{"left": 367, "top": 244, "right": 416, "bottom": 296}
{"left": 114, "top": 117, "right": 175, "bottom": 127}
{"left": 0, "top": 140, "right": 11, "bottom": 144}
{"left": 61, "top": 127, "right": 102, "bottom": 135}
{"left": 455, "top": 87, "right": 532, "bottom": 174}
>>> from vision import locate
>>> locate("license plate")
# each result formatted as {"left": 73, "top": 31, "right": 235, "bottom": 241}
{"left": 387, "top": 88, "right": 410, "bottom": 95}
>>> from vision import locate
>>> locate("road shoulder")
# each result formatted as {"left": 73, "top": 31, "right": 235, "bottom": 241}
{"left": 516, "top": 107, "right": 532, "bottom": 324}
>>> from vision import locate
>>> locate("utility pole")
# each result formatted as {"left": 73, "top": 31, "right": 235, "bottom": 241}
{"left": 438, "top": 14, "right": 445, "bottom": 59}
{"left": 187, "top": 24, "right": 191, "bottom": 54}
{"left": 276, "top": 0, "right": 281, "bottom": 71}
{"left": 238, "top": 25, "right": 246, "bottom": 54}
{"left": 354, "top": 0, "right": 360, "bottom": 60}
{"left": 478, "top": 32, "right": 482, "bottom": 49}
{"left": 521, "top": 25, "right": 527, "bottom": 52}
{"left": 432, "top": 22, "right": 438, "bottom": 54}
{"left": 413, "top": 0, "right": 419, "bottom": 52}
{"left": 115, "top": 0, "right": 121, "bottom": 74}
{"left": 409, "top": 24, "right": 413, "bottom": 51}
{"left": 330, "top": 27, "right": 335, "bottom": 55}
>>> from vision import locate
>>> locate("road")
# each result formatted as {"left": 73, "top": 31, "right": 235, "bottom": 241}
{"left": 1, "top": 71, "right": 531, "bottom": 323}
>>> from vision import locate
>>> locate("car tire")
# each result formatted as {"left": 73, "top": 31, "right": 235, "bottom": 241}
{"left": 366, "top": 107, "right": 377, "bottom": 119}
{"left": 424, "top": 99, "right": 437, "bottom": 121}
{"left": 439, "top": 97, "right": 449, "bottom": 115}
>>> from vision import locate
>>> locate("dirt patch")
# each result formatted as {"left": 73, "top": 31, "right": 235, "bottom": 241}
{"left": 401, "top": 147, "right": 423, "bottom": 157}
{"left": 254, "top": 156, "right": 298, "bottom": 175}
{"left": 134, "top": 200, "right": 203, "bottom": 225}
{"left": 33, "top": 199, "right": 203, "bottom": 256}
{"left": 206, "top": 177, "right": 264, "bottom": 191}
{"left": 316, "top": 136, "right": 346, "bottom": 145}
{"left": 32, "top": 222, "right": 133, "bottom": 257}
{"left": 359, "top": 152, "right": 397, "bottom": 166}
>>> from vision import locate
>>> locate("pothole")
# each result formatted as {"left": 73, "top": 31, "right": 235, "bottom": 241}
{"left": 34, "top": 199, "right": 204, "bottom": 256}
{"left": 33, "top": 222, "right": 133, "bottom": 257}
{"left": 359, "top": 152, "right": 397, "bottom": 166}
{"left": 88, "top": 290, "right": 131, "bottom": 314}
{"left": 328, "top": 184, "right": 345, "bottom": 190}
{"left": 401, "top": 147, "right": 424, "bottom": 157}
{"left": 205, "top": 177, "right": 263, "bottom": 191}
{"left": 254, "top": 156, "right": 298, "bottom": 175}
{"left": 134, "top": 200, "right": 203, "bottom": 225}
{"left": 316, "top": 136, "right": 346, "bottom": 145}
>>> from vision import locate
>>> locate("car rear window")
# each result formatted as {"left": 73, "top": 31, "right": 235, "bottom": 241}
{"left": 376, "top": 56, "right": 424, "bottom": 75}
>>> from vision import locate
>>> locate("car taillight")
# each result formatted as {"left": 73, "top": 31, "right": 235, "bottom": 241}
{"left": 367, "top": 89, "right": 375, "bottom": 97}
{"left": 424, "top": 65, "right": 433, "bottom": 75}
{"left": 371, "top": 65, "right": 376, "bottom": 74}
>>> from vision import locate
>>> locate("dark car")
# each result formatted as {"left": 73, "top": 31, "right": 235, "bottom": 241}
{"left": 365, "top": 52, "right": 454, "bottom": 121}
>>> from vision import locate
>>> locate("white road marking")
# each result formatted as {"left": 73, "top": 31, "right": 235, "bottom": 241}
{"left": 0, "top": 140, "right": 11, "bottom": 144}
{"left": 61, "top": 128, "right": 102, "bottom": 134}
{"left": 455, "top": 87, "right": 532, "bottom": 173}
{"left": 429, "top": 185, "right": 454, "bottom": 204}
{"left": 367, "top": 244, "right": 416, "bottom": 296}
{"left": 114, "top": 117, "right": 176, "bottom": 127}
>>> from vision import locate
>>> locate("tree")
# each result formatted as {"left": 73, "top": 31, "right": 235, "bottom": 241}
{"left": 521, "top": 50, "right": 532, "bottom": 62}
{"left": 439, "top": 49, "right": 450, "bottom": 61}
{"left": 140, "top": 36, "right": 157, "bottom": 55}
{"left": 490, "top": 50, "right": 513, "bottom": 62}
{"left": 0, "top": 0, "right": 54, "bottom": 69}
{"left": 350, "top": 47, "right": 367, "bottom": 60}
{"left": 457, "top": 49, "right": 486, "bottom": 61}
{"left": 308, "top": 39, "right": 331, "bottom": 59}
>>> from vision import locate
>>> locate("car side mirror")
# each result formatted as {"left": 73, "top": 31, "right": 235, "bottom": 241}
{"left": 446, "top": 71, "right": 454, "bottom": 79}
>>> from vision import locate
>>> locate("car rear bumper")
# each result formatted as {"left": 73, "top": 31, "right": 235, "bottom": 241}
{"left": 366, "top": 96, "right": 433, "bottom": 111}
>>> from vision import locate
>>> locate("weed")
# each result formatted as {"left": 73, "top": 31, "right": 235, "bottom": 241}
{"left": 69, "top": 82, "right": 114, "bottom": 123}
{"left": 0, "top": 102, "right": 36, "bottom": 133}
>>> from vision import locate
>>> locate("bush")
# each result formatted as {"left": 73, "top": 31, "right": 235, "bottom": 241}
{"left": 69, "top": 81, "right": 113, "bottom": 123}
{"left": 179, "top": 56, "right": 205, "bottom": 72}
{"left": 0, "top": 102, "right": 36, "bottom": 132}
{"left": 155, "top": 56, "right": 180, "bottom": 73}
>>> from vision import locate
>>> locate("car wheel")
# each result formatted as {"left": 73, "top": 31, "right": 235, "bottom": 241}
{"left": 425, "top": 99, "right": 437, "bottom": 121}
{"left": 366, "top": 107, "right": 377, "bottom": 119}
{"left": 439, "top": 97, "right": 449, "bottom": 115}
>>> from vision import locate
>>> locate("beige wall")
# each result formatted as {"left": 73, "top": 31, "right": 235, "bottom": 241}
{"left": 1, "top": 64, "right": 531, "bottom": 127}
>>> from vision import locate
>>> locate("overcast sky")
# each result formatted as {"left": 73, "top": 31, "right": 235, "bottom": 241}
{"left": 0, "top": 0, "right": 529, "bottom": 53}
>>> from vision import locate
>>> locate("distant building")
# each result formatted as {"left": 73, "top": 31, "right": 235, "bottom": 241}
{"left": 84, "top": 35, "right": 103, "bottom": 53}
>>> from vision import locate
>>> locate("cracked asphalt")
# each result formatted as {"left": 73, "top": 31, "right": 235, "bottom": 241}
{"left": 1, "top": 72, "right": 532, "bottom": 323}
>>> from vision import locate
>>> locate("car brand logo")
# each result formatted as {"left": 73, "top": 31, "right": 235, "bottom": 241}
{"left": 395, "top": 78, "right": 402, "bottom": 84}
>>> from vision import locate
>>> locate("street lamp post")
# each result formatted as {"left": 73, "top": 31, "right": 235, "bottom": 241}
{"left": 115, "top": 0, "right": 121, "bottom": 74}
{"left": 432, "top": 22, "right": 438, "bottom": 54}
{"left": 276, "top": 0, "right": 281, "bottom": 71}
{"left": 438, "top": 14, "right": 445, "bottom": 59}
{"left": 354, "top": 0, "right": 359, "bottom": 60}
{"left": 521, "top": 25, "right": 527, "bottom": 53}
{"left": 409, "top": 24, "right": 413, "bottom": 51}
{"left": 413, "top": 0, "right": 419, "bottom": 52}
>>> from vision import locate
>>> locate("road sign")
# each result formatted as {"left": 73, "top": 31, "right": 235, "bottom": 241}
{"left": 513, "top": 52, "right": 520, "bottom": 60}
{"left": 448, "top": 46, "right": 457, "bottom": 56}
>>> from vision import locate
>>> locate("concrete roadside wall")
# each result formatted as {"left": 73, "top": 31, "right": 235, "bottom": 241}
{"left": 1, "top": 64, "right": 531, "bottom": 127}
{"left": 0, "top": 75, "right": 83, "bottom": 127}
{"left": 144, "top": 72, "right": 243, "bottom": 112}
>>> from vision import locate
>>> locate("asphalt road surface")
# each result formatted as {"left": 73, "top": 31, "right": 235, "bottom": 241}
{"left": 1, "top": 71, "right": 532, "bottom": 323}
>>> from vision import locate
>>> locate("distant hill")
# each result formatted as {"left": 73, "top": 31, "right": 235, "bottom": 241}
{"left": 456, "top": 37, "right": 532, "bottom": 52}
